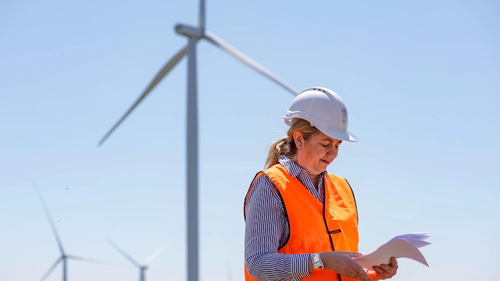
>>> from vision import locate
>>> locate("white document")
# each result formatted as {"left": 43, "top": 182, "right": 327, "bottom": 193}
{"left": 384, "top": 233, "right": 431, "bottom": 249}
{"left": 354, "top": 233, "right": 430, "bottom": 269}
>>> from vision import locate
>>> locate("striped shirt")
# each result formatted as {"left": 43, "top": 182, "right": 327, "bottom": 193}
{"left": 244, "top": 155, "right": 329, "bottom": 281}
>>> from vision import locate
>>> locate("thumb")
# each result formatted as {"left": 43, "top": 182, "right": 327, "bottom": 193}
{"left": 342, "top": 252, "right": 366, "bottom": 259}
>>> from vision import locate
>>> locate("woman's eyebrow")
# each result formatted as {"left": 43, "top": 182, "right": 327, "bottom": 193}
{"left": 322, "top": 139, "right": 342, "bottom": 144}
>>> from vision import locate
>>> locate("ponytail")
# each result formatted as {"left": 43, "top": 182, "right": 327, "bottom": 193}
{"left": 265, "top": 136, "right": 290, "bottom": 169}
{"left": 264, "top": 119, "right": 319, "bottom": 169}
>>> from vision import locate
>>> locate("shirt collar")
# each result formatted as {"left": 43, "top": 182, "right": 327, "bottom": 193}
{"left": 277, "top": 155, "right": 329, "bottom": 179}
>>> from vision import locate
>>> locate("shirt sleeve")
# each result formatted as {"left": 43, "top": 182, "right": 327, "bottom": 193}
{"left": 245, "top": 174, "right": 312, "bottom": 281}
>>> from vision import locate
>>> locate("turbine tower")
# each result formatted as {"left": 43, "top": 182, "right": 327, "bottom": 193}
{"left": 108, "top": 240, "right": 168, "bottom": 281}
{"left": 35, "top": 188, "right": 111, "bottom": 281}
{"left": 98, "top": 1, "right": 298, "bottom": 281}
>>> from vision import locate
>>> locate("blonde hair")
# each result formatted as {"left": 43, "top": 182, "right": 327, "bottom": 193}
{"left": 265, "top": 118, "right": 319, "bottom": 169}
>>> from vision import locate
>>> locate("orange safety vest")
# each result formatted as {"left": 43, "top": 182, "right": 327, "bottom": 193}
{"left": 244, "top": 164, "right": 360, "bottom": 281}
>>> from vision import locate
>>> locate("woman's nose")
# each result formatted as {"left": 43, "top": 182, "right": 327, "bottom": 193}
{"left": 326, "top": 147, "right": 337, "bottom": 157}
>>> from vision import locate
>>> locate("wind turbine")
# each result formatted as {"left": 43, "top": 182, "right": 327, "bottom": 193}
{"left": 107, "top": 240, "right": 168, "bottom": 281}
{"left": 97, "top": 1, "right": 299, "bottom": 281}
{"left": 35, "top": 188, "right": 111, "bottom": 281}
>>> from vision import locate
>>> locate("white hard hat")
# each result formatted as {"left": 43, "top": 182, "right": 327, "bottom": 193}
{"left": 283, "top": 87, "right": 356, "bottom": 142}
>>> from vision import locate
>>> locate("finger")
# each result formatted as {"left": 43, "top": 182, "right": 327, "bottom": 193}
{"left": 372, "top": 266, "right": 391, "bottom": 280}
{"left": 380, "top": 262, "right": 397, "bottom": 274}
{"left": 372, "top": 266, "right": 385, "bottom": 273}
{"left": 375, "top": 261, "right": 398, "bottom": 278}
{"left": 379, "top": 264, "right": 396, "bottom": 276}
{"left": 343, "top": 252, "right": 366, "bottom": 259}
{"left": 348, "top": 263, "right": 370, "bottom": 281}
{"left": 379, "top": 263, "right": 392, "bottom": 271}
{"left": 390, "top": 257, "right": 398, "bottom": 267}
{"left": 357, "top": 268, "right": 371, "bottom": 281}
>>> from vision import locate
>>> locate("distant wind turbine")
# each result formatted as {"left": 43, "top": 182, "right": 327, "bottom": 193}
{"left": 97, "top": 1, "right": 298, "bottom": 281}
{"left": 35, "top": 188, "right": 112, "bottom": 281}
{"left": 108, "top": 240, "right": 168, "bottom": 281}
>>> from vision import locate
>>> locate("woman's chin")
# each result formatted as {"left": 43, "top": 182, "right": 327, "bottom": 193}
{"left": 318, "top": 162, "right": 329, "bottom": 171}
{"left": 315, "top": 167, "right": 327, "bottom": 174}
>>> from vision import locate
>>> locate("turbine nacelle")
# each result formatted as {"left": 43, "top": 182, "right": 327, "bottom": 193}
{"left": 175, "top": 24, "right": 203, "bottom": 39}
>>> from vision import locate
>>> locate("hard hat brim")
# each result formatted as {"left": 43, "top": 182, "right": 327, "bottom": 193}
{"left": 284, "top": 117, "right": 356, "bottom": 142}
{"left": 321, "top": 129, "right": 357, "bottom": 142}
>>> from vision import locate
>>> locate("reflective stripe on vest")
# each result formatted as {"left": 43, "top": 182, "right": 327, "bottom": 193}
{"left": 244, "top": 164, "right": 359, "bottom": 281}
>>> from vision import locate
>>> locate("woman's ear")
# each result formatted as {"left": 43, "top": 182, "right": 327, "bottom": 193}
{"left": 293, "top": 131, "right": 303, "bottom": 150}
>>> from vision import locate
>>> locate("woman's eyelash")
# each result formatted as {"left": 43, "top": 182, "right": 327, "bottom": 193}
{"left": 322, "top": 142, "right": 340, "bottom": 148}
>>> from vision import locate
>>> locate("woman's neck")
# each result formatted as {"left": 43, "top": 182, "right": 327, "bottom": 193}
{"left": 291, "top": 156, "right": 321, "bottom": 188}
{"left": 309, "top": 174, "right": 321, "bottom": 188}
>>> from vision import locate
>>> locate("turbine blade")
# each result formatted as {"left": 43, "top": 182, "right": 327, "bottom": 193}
{"left": 203, "top": 31, "right": 298, "bottom": 96}
{"left": 107, "top": 239, "right": 141, "bottom": 267}
{"left": 66, "top": 254, "right": 118, "bottom": 266}
{"left": 40, "top": 257, "right": 62, "bottom": 281}
{"left": 34, "top": 186, "right": 65, "bottom": 255}
{"left": 98, "top": 45, "right": 188, "bottom": 146}
{"left": 199, "top": 0, "right": 205, "bottom": 29}
{"left": 143, "top": 244, "right": 168, "bottom": 265}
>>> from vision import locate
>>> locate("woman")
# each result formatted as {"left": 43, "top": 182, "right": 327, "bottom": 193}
{"left": 244, "top": 87, "right": 398, "bottom": 281}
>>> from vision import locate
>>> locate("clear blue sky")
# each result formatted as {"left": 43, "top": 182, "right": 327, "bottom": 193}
{"left": 1, "top": 0, "right": 499, "bottom": 280}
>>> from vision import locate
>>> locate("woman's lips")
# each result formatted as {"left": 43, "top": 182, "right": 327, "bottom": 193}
{"left": 321, "top": 159, "right": 330, "bottom": 165}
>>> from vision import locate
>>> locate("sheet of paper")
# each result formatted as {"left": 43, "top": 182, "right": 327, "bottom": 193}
{"left": 386, "top": 233, "right": 429, "bottom": 244}
{"left": 399, "top": 238, "right": 431, "bottom": 248}
{"left": 384, "top": 233, "right": 430, "bottom": 249}
{"left": 354, "top": 238, "right": 429, "bottom": 269}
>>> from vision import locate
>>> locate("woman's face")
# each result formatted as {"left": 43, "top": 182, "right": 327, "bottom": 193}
{"left": 293, "top": 131, "right": 342, "bottom": 176}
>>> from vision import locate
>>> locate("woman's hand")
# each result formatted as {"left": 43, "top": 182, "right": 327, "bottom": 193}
{"left": 368, "top": 257, "right": 398, "bottom": 280}
{"left": 320, "top": 251, "right": 370, "bottom": 281}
